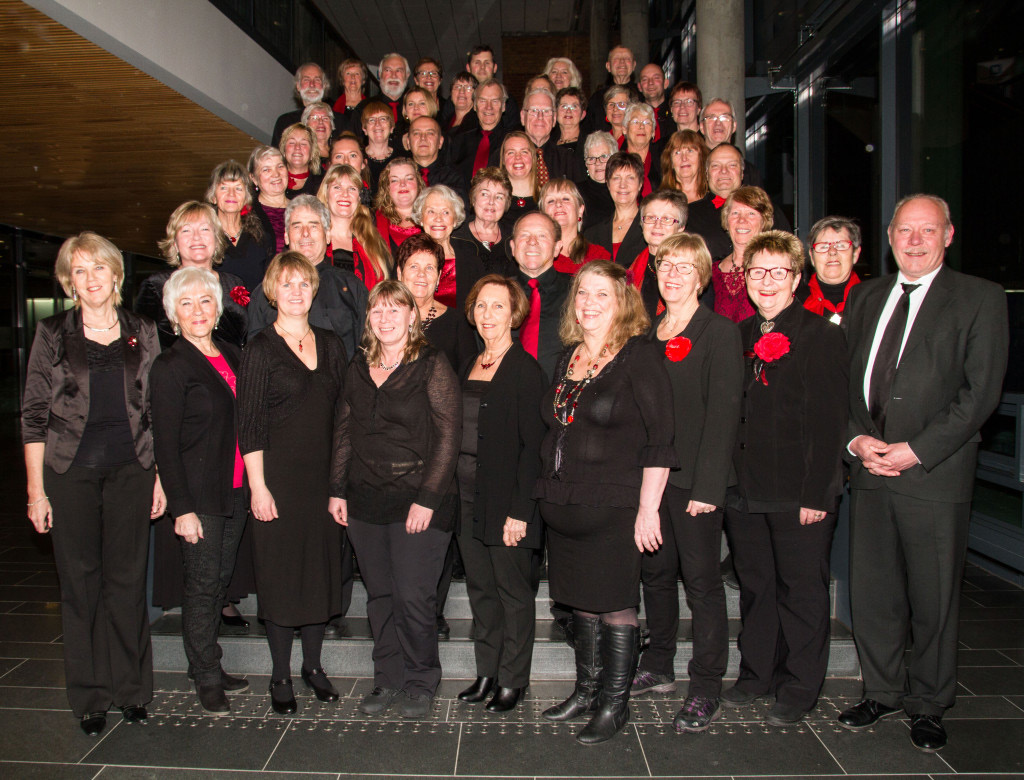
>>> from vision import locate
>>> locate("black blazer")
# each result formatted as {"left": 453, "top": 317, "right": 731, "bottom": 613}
{"left": 460, "top": 343, "right": 548, "bottom": 548}
{"left": 451, "top": 124, "right": 508, "bottom": 186}
{"left": 733, "top": 302, "right": 849, "bottom": 513}
{"left": 649, "top": 306, "right": 743, "bottom": 505}
{"left": 150, "top": 337, "right": 243, "bottom": 519}
{"left": 134, "top": 269, "right": 249, "bottom": 350}
{"left": 843, "top": 266, "right": 1009, "bottom": 502}
{"left": 584, "top": 213, "right": 646, "bottom": 268}
{"left": 449, "top": 235, "right": 487, "bottom": 313}
{"left": 22, "top": 307, "right": 160, "bottom": 474}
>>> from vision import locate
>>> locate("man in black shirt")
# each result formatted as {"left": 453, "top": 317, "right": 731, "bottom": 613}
{"left": 509, "top": 212, "right": 571, "bottom": 383}
{"left": 404, "top": 117, "right": 467, "bottom": 201}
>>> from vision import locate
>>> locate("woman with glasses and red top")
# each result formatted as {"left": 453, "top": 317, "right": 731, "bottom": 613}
{"left": 797, "top": 216, "right": 864, "bottom": 325}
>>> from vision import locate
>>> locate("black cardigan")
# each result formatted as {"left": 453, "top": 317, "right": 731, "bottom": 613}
{"left": 649, "top": 306, "right": 743, "bottom": 505}
{"left": 150, "top": 337, "right": 243, "bottom": 519}
{"left": 459, "top": 343, "right": 547, "bottom": 548}
{"left": 584, "top": 212, "right": 646, "bottom": 269}
{"left": 731, "top": 302, "right": 849, "bottom": 513}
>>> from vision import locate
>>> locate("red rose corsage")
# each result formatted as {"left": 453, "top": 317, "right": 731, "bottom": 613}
{"left": 126, "top": 336, "right": 138, "bottom": 348}
{"left": 744, "top": 332, "right": 790, "bottom": 385}
{"left": 665, "top": 336, "right": 692, "bottom": 362}
{"left": 230, "top": 286, "right": 250, "bottom": 306}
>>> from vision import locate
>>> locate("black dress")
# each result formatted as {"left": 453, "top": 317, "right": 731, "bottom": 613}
{"left": 237, "top": 326, "right": 347, "bottom": 626}
{"left": 423, "top": 306, "right": 477, "bottom": 371}
{"left": 535, "top": 336, "right": 678, "bottom": 611}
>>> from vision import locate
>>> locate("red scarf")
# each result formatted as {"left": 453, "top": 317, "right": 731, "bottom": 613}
{"left": 803, "top": 273, "right": 861, "bottom": 316}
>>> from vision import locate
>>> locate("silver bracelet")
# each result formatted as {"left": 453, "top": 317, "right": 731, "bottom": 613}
{"left": 27, "top": 496, "right": 49, "bottom": 507}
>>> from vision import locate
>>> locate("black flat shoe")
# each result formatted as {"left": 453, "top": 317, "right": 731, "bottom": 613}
{"left": 220, "top": 613, "right": 250, "bottom": 630}
{"left": 838, "top": 699, "right": 900, "bottom": 730}
{"left": 485, "top": 686, "right": 525, "bottom": 713}
{"left": 436, "top": 615, "right": 451, "bottom": 639}
{"left": 120, "top": 705, "right": 147, "bottom": 723}
{"left": 910, "top": 714, "right": 946, "bottom": 752}
{"left": 197, "top": 683, "right": 230, "bottom": 715}
{"left": 80, "top": 713, "right": 106, "bottom": 737}
{"left": 301, "top": 667, "right": 339, "bottom": 702}
{"left": 220, "top": 669, "right": 249, "bottom": 693}
{"left": 458, "top": 676, "right": 496, "bottom": 703}
{"left": 269, "top": 678, "right": 297, "bottom": 714}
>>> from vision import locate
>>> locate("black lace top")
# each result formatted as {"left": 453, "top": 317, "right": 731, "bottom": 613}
{"left": 73, "top": 339, "right": 136, "bottom": 468}
{"left": 331, "top": 346, "right": 462, "bottom": 528}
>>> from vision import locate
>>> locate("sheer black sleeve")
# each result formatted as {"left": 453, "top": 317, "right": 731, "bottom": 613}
{"left": 416, "top": 351, "right": 462, "bottom": 509}
{"left": 629, "top": 340, "right": 680, "bottom": 469}
{"left": 236, "top": 333, "right": 273, "bottom": 455}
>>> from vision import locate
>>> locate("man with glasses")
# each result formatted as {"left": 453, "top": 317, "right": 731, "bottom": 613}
{"left": 521, "top": 88, "right": 582, "bottom": 183}
{"left": 272, "top": 63, "right": 344, "bottom": 146}
{"left": 700, "top": 98, "right": 764, "bottom": 187}
{"left": 451, "top": 78, "right": 510, "bottom": 184}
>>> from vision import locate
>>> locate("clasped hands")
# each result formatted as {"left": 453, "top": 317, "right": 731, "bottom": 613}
{"left": 850, "top": 435, "right": 920, "bottom": 477}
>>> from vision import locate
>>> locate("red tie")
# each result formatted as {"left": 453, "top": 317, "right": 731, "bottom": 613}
{"left": 536, "top": 148, "right": 550, "bottom": 188}
{"left": 521, "top": 278, "right": 541, "bottom": 357}
{"left": 473, "top": 130, "right": 491, "bottom": 177}
{"left": 421, "top": 166, "right": 429, "bottom": 185}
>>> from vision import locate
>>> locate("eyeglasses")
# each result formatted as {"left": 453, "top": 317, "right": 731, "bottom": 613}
{"left": 811, "top": 240, "right": 854, "bottom": 253}
{"left": 307, "top": 115, "right": 331, "bottom": 123}
{"left": 416, "top": 70, "right": 439, "bottom": 78}
{"left": 656, "top": 260, "right": 695, "bottom": 275}
{"left": 453, "top": 83, "right": 474, "bottom": 92}
{"left": 745, "top": 267, "right": 793, "bottom": 281}
{"left": 641, "top": 215, "right": 681, "bottom": 226}
{"left": 558, "top": 104, "right": 581, "bottom": 113}
{"left": 671, "top": 98, "right": 698, "bottom": 108}
{"left": 703, "top": 113, "right": 734, "bottom": 123}
{"left": 606, "top": 101, "right": 630, "bottom": 110}
{"left": 584, "top": 153, "right": 611, "bottom": 164}
{"left": 365, "top": 116, "right": 391, "bottom": 125}
{"left": 526, "top": 108, "right": 553, "bottom": 118}
{"left": 628, "top": 119, "right": 653, "bottom": 127}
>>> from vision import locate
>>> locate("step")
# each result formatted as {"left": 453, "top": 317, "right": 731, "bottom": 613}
{"left": 151, "top": 616, "right": 860, "bottom": 681}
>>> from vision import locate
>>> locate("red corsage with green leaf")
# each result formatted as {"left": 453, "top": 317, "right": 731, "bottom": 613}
{"left": 744, "top": 332, "right": 790, "bottom": 385}
{"left": 665, "top": 336, "right": 692, "bottom": 362}
{"left": 230, "top": 286, "right": 250, "bottom": 306}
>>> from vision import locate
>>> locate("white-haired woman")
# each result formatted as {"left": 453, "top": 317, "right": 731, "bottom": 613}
{"left": 302, "top": 101, "right": 336, "bottom": 161}
{"left": 621, "top": 102, "right": 663, "bottom": 197}
{"left": 411, "top": 184, "right": 485, "bottom": 311}
{"left": 150, "top": 267, "right": 250, "bottom": 715}
{"left": 544, "top": 57, "right": 582, "bottom": 91}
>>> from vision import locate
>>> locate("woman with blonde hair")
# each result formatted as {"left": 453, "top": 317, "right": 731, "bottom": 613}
{"left": 318, "top": 164, "right": 392, "bottom": 290}
{"left": 373, "top": 157, "right": 424, "bottom": 252}
{"left": 540, "top": 178, "right": 610, "bottom": 275}
{"left": 537, "top": 260, "right": 677, "bottom": 744}
{"left": 544, "top": 57, "right": 582, "bottom": 91}
{"left": 205, "top": 159, "right": 274, "bottom": 291}
{"left": 279, "top": 123, "right": 323, "bottom": 198}
{"left": 330, "top": 280, "right": 461, "bottom": 719}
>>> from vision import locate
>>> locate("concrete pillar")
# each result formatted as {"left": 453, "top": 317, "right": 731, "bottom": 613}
{"left": 589, "top": 0, "right": 611, "bottom": 95}
{"left": 620, "top": 0, "right": 649, "bottom": 66}
{"left": 696, "top": 0, "right": 746, "bottom": 144}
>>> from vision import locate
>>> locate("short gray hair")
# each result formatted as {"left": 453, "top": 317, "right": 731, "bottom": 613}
{"left": 889, "top": 194, "right": 952, "bottom": 230}
{"left": 808, "top": 216, "right": 862, "bottom": 249}
{"left": 584, "top": 130, "right": 616, "bottom": 158}
{"left": 473, "top": 77, "right": 508, "bottom": 105}
{"left": 623, "top": 101, "right": 656, "bottom": 126}
{"left": 285, "top": 194, "right": 332, "bottom": 233}
{"left": 301, "top": 102, "right": 335, "bottom": 132}
{"left": 700, "top": 97, "right": 734, "bottom": 123}
{"left": 411, "top": 185, "right": 466, "bottom": 229}
{"left": 294, "top": 62, "right": 329, "bottom": 93}
{"left": 378, "top": 52, "right": 410, "bottom": 77}
{"left": 523, "top": 87, "right": 556, "bottom": 110}
{"left": 162, "top": 267, "right": 223, "bottom": 330}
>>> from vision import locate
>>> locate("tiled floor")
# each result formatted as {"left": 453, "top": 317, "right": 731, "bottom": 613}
{"left": 1, "top": 416, "right": 1023, "bottom": 778}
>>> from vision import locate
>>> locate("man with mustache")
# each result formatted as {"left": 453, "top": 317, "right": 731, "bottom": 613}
{"left": 272, "top": 63, "right": 343, "bottom": 147}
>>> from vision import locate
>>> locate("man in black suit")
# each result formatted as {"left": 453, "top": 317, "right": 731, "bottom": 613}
{"left": 404, "top": 116, "right": 466, "bottom": 201}
{"left": 522, "top": 88, "right": 583, "bottom": 183}
{"left": 837, "top": 195, "right": 1009, "bottom": 752}
{"left": 271, "top": 63, "right": 344, "bottom": 147}
{"left": 465, "top": 45, "right": 519, "bottom": 130}
{"left": 451, "top": 79, "right": 509, "bottom": 186}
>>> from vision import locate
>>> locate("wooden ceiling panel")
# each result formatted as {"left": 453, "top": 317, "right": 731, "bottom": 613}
{"left": 0, "top": 0, "right": 260, "bottom": 256}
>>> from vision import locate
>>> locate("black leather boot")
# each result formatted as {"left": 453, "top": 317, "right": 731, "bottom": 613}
{"left": 576, "top": 623, "right": 639, "bottom": 744}
{"left": 543, "top": 614, "right": 602, "bottom": 721}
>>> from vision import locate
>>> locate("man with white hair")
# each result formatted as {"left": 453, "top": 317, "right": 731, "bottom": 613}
{"left": 521, "top": 88, "right": 582, "bottom": 182}
{"left": 349, "top": 53, "right": 411, "bottom": 138}
{"left": 272, "top": 63, "right": 344, "bottom": 146}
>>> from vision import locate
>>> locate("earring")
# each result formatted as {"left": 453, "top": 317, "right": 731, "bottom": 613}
{"left": 173, "top": 323, "right": 180, "bottom": 335}
{"left": 70, "top": 288, "right": 78, "bottom": 302}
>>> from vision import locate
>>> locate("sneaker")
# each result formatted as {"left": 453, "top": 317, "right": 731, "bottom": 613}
{"left": 401, "top": 692, "right": 433, "bottom": 719}
{"left": 358, "top": 686, "right": 402, "bottom": 715}
{"left": 631, "top": 669, "right": 677, "bottom": 696}
{"left": 673, "top": 695, "right": 721, "bottom": 733}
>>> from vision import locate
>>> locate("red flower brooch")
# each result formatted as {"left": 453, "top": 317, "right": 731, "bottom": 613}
{"left": 665, "top": 336, "right": 692, "bottom": 362}
{"left": 126, "top": 336, "right": 138, "bottom": 348}
{"left": 230, "top": 286, "right": 250, "bottom": 306}
{"left": 745, "top": 332, "right": 791, "bottom": 385}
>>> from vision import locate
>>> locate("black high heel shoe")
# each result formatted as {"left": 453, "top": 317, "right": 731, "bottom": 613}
{"left": 220, "top": 612, "right": 250, "bottom": 630}
{"left": 486, "top": 686, "right": 526, "bottom": 713}
{"left": 269, "top": 678, "right": 297, "bottom": 714}
{"left": 301, "top": 667, "right": 339, "bottom": 702}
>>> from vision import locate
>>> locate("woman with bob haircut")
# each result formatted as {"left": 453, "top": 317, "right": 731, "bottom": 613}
{"left": 23, "top": 231, "right": 164, "bottom": 737}
{"left": 318, "top": 163, "right": 392, "bottom": 290}
{"left": 410, "top": 184, "right": 485, "bottom": 312}
{"left": 712, "top": 186, "right": 775, "bottom": 323}
{"left": 374, "top": 157, "right": 424, "bottom": 253}
{"left": 134, "top": 201, "right": 248, "bottom": 351}
{"left": 237, "top": 250, "right": 349, "bottom": 716}
{"left": 150, "top": 266, "right": 250, "bottom": 715}
{"left": 248, "top": 145, "right": 290, "bottom": 253}
{"left": 280, "top": 123, "right": 323, "bottom": 198}
{"left": 206, "top": 159, "right": 275, "bottom": 292}
{"left": 329, "top": 280, "right": 461, "bottom": 720}
{"left": 621, "top": 102, "right": 662, "bottom": 197}
{"left": 544, "top": 57, "right": 583, "bottom": 91}
{"left": 454, "top": 167, "right": 514, "bottom": 273}
{"left": 361, "top": 100, "right": 397, "bottom": 186}
{"left": 455, "top": 274, "right": 547, "bottom": 713}
{"left": 537, "top": 260, "right": 677, "bottom": 744}
{"left": 659, "top": 130, "right": 710, "bottom": 206}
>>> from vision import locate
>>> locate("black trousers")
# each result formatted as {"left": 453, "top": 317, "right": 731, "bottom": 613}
{"left": 850, "top": 485, "right": 970, "bottom": 716}
{"left": 457, "top": 460, "right": 535, "bottom": 687}
{"left": 346, "top": 518, "right": 451, "bottom": 697}
{"left": 639, "top": 484, "right": 728, "bottom": 697}
{"left": 45, "top": 462, "right": 155, "bottom": 718}
{"left": 179, "top": 488, "right": 247, "bottom": 685}
{"left": 724, "top": 505, "right": 835, "bottom": 711}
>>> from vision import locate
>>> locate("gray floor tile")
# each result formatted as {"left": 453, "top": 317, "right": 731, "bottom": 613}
{"left": 959, "top": 647, "right": 1020, "bottom": 666}
{"left": 809, "top": 718, "right": 950, "bottom": 774}
{"left": 0, "top": 657, "right": 25, "bottom": 678}
{"left": 0, "top": 641, "right": 66, "bottom": 660}
{"left": 959, "top": 606, "right": 1024, "bottom": 622}
{"left": 0, "top": 614, "right": 63, "bottom": 643}
{"left": 85, "top": 715, "right": 286, "bottom": 771}
{"left": 0, "top": 546, "right": 57, "bottom": 564}
{"left": 0, "top": 761, "right": 100, "bottom": 779}
{"left": 458, "top": 721, "right": 650, "bottom": 776}
{"left": 0, "top": 657, "right": 66, "bottom": 687}
{"left": 638, "top": 719, "right": 841, "bottom": 776}
{"left": 939, "top": 718, "right": 1024, "bottom": 773}
{"left": 0, "top": 586, "right": 62, "bottom": 604}
{"left": 963, "top": 589, "right": 1024, "bottom": 609}
{"left": 998, "top": 648, "right": 1024, "bottom": 664}
{"left": 9, "top": 601, "right": 61, "bottom": 616}
{"left": 958, "top": 620, "right": 1024, "bottom": 649}
{"left": 14, "top": 571, "right": 59, "bottom": 587}
{"left": 265, "top": 719, "right": 459, "bottom": 774}
{"left": 944, "top": 694, "right": 1024, "bottom": 718}
{"left": 957, "top": 665, "right": 1024, "bottom": 695}
{"left": 0, "top": 685, "right": 71, "bottom": 710}
{"left": 98, "top": 768, "right": 339, "bottom": 779}
{"left": 0, "top": 708, "right": 103, "bottom": 763}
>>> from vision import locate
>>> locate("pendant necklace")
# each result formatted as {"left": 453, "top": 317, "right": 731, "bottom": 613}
{"left": 480, "top": 342, "right": 512, "bottom": 369}
{"left": 276, "top": 322, "right": 312, "bottom": 351}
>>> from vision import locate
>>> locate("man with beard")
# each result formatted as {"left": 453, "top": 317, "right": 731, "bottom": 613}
{"left": 272, "top": 63, "right": 344, "bottom": 146}
{"left": 350, "top": 53, "right": 411, "bottom": 137}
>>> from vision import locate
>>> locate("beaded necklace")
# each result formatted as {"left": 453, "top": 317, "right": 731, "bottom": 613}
{"left": 552, "top": 344, "right": 609, "bottom": 425}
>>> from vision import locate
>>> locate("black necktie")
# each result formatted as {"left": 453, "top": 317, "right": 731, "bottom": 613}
{"left": 868, "top": 282, "right": 921, "bottom": 435}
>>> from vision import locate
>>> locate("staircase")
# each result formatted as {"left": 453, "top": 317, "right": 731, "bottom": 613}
{"left": 151, "top": 578, "right": 860, "bottom": 680}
